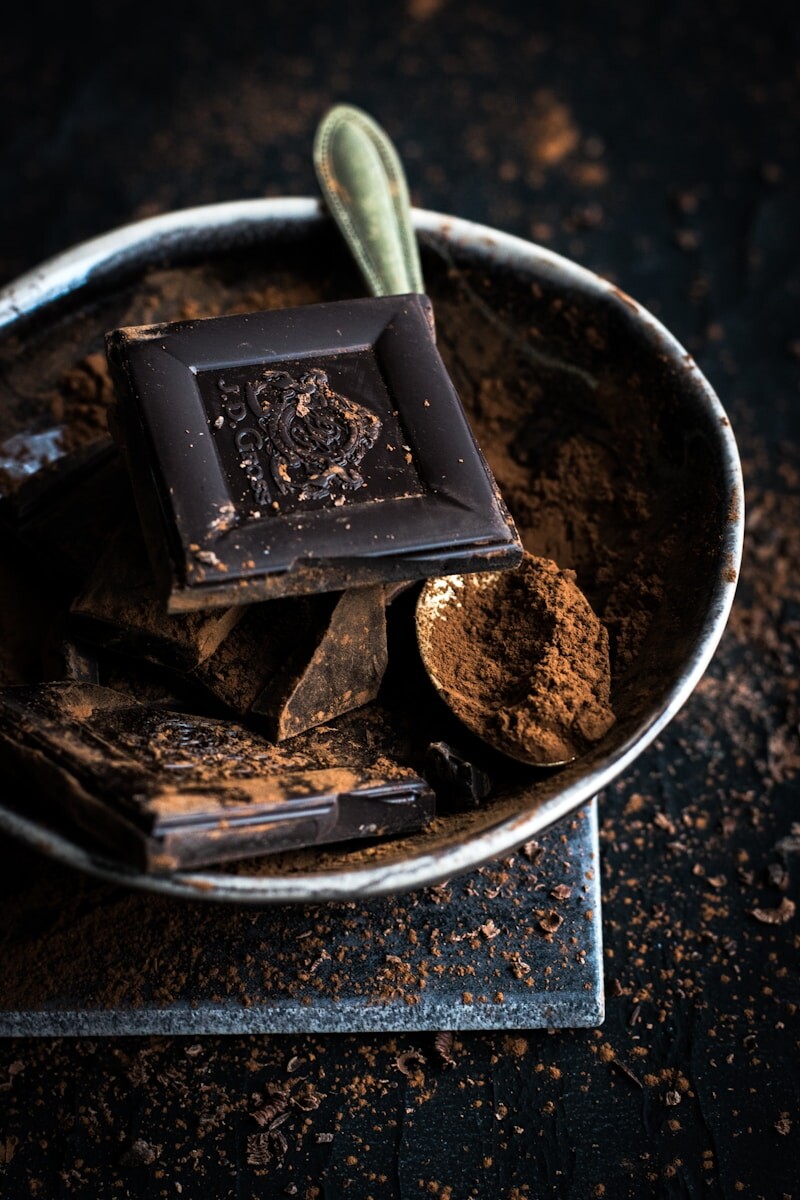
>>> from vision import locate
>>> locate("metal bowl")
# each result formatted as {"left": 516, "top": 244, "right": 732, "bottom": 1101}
{"left": 0, "top": 198, "right": 744, "bottom": 901}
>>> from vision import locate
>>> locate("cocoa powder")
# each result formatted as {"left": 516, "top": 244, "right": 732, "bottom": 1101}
{"left": 420, "top": 555, "right": 615, "bottom": 764}
{"left": 443, "top": 372, "right": 663, "bottom": 674}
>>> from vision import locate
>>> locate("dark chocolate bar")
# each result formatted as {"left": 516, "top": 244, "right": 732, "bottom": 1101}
{"left": 107, "top": 294, "right": 521, "bottom": 612}
{"left": 0, "top": 683, "right": 435, "bottom": 873}
{"left": 191, "top": 585, "right": 389, "bottom": 738}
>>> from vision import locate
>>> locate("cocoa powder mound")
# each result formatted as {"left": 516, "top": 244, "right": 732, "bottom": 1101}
{"left": 420, "top": 555, "right": 615, "bottom": 764}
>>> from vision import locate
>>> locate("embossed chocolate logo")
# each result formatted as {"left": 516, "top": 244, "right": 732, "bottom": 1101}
{"left": 215, "top": 367, "right": 382, "bottom": 510}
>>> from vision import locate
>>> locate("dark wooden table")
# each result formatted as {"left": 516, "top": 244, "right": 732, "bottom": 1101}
{"left": 1, "top": 2, "right": 797, "bottom": 1196}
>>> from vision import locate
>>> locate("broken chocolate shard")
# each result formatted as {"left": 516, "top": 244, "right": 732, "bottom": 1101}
{"left": 192, "top": 585, "right": 389, "bottom": 739}
{"left": 71, "top": 512, "right": 389, "bottom": 735}
{"left": 0, "top": 683, "right": 434, "bottom": 872}
{"left": 70, "top": 514, "right": 244, "bottom": 671}
{"left": 107, "top": 294, "right": 522, "bottom": 612}
{"left": 424, "top": 741, "right": 493, "bottom": 812}
{"left": 255, "top": 584, "right": 388, "bottom": 739}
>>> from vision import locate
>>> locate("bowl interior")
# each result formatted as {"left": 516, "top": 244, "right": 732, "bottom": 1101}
{"left": 0, "top": 204, "right": 741, "bottom": 896}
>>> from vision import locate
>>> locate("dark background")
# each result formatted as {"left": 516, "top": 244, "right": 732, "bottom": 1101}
{"left": 1, "top": 2, "right": 798, "bottom": 1196}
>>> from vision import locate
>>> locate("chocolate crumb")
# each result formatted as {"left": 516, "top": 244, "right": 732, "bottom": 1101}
{"left": 539, "top": 911, "right": 564, "bottom": 935}
{"left": 434, "top": 1031, "right": 457, "bottom": 1068}
{"left": 120, "top": 1138, "right": 160, "bottom": 1166}
{"left": 749, "top": 897, "right": 796, "bottom": 925}
{"left": 395, "top": 1050, "right": 427, "bottom": 1078}
{"left": 550, "top": 884, "right": 573, "bottom": 901}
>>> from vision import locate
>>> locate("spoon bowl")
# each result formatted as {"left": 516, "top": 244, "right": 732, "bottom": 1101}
{"left": 416, "top": 554, "right": 616, "bottom": 768}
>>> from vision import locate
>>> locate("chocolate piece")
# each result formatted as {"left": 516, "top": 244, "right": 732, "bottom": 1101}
{"left": 107, "top": 294, "right": 522, "bottom": 612}
{"left": 0, "top": 437, "right": 115, "bottom": 522}
{"left": 1, "top": 441, "right": 127, "bottom": 583}
{"left": 0, "top": 425, "right": 69, "bottom": 495}
{"left": 0, "top": 683, "right": 435, "bottom": 872}
{"left": 423, "top": 741, "right": 493, "bottom": 812}
{"left": 70, "top": 515, "right": 243, "bottom": 671}
{"left": 192, "top": 586, "right": 389, "bottom": 739}
{"left": 0, "top": 336, "right": 116, "bottom": 506}
{"left": 58, "top": 640, "right": 100, "bottom": 685}
{"left": 71, "top": 513, "right": 388, "bottom": 734}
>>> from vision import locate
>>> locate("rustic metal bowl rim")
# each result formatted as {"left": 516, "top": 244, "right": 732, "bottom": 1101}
{"left": 0, "top": 197, "right": 745, "bottom": 902}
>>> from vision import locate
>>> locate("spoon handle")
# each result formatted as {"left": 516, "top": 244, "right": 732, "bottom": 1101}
{"left": 314, "top": 104, "right": 424, "bottom": 298}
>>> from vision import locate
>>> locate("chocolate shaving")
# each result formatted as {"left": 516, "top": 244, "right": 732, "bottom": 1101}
{"left": 775, "top": 832, "right": 800, "bottom": 857}
{"left": 539, "top": 910, "right": 564, "bottom": 935}
{"left": 395, "top": 1050, "right": 426, "bottom": 1078}
{"left": 246, "top": 1133, "right": 272, "bottom": 1166}
{"left": 766, "top": 862, "right": 789, "bottom": 891}
{"left": 291, "top": 1084, "right": 324, "bottom": 1112}
{"left": 504, "top": 951, "right": 531, "bottom": 979}
{"left": 749, "top": 897, "right": 796, "bottom": 925}
{"left": 610, "top": 1058, "right": 643, "bottom": 1088}
{"left": 550, "top": 884, "right": 572, "bottom": 901}
{"left": 252, "top": 1098, "right": 288, "bottom": 1127}
{"left": 434, "top": 1031, "right": 456, "bottom": 1068}
{"left": 246, "top": 1126, "right": 289, "bottom": 1166}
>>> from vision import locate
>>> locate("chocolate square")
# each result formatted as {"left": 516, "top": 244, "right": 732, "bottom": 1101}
{"left": 0, "top": 683, "right": 435, "bottom": 872}
{"left": 107, "top": 295, "right": 521, "bottom": 611}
